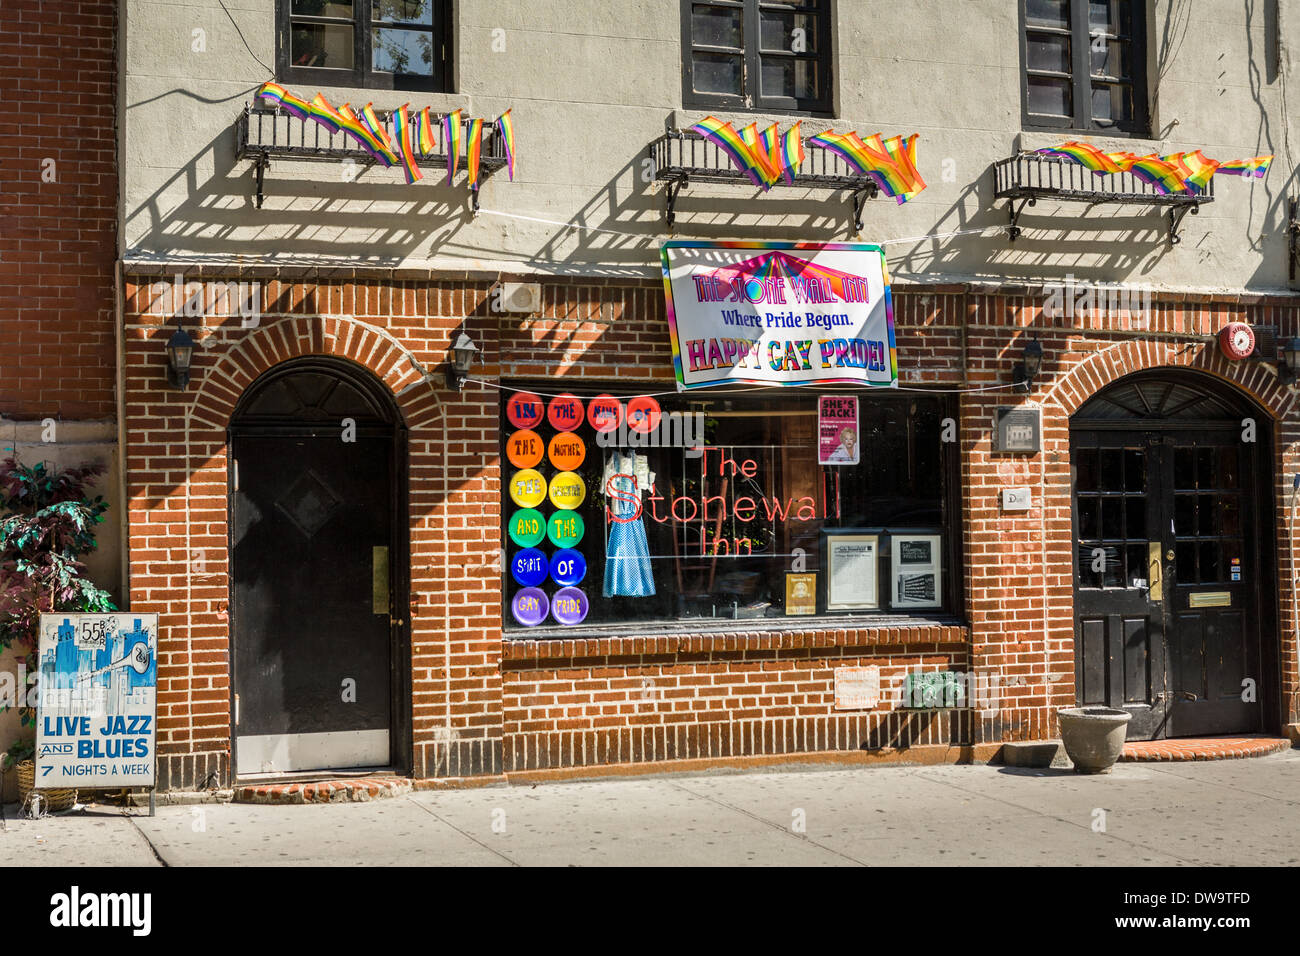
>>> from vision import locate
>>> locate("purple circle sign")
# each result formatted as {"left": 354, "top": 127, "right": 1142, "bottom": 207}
{"left": 550, "top": 586, "right": 589, "bottom": 626}
{"left": 511, "top": 587, "right": 549, "bottom": 627}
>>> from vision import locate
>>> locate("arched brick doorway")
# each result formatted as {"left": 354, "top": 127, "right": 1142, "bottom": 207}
{"left": 228, "top": 357, "right": 411, "bottom": 776}
{"left": 1070, "top": 368, "right": 1279, "bottom": 740}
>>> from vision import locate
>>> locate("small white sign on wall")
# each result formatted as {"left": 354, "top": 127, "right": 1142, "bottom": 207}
{"left": 834, "top": 666, "right": 881, "bottom": 710}
{"left": 1001, "top": 487, "right": 1032, "bottom": 511}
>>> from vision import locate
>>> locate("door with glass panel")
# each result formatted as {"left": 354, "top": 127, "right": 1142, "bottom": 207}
{"left": 1072, "top": 399, "right": 1265, "bottom": 740}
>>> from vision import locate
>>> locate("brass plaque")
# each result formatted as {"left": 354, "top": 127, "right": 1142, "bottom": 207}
{"left": 1188, "top": 591, "right": 1231, "bottom": 608}
{"left": 372, "top": 546, "right": 390, "bottom": 615}
{"left": 1147, "top": 542, "right": 1162, "bottom": 602}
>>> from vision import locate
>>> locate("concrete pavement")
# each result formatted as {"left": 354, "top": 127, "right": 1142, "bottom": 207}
{"left": 3, "top": 749, "right": 1298, "bottom": 866}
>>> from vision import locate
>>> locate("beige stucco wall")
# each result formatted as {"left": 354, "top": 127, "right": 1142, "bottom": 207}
{"left": 120, "top": 1, "right": 1300, "bottom": 292}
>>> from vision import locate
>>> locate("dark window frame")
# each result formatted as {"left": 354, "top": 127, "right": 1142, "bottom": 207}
{"left": 276, "top": 0, "right": 453, "bottom": 93}
{"left": 1019, "top": 0, "right": 1150, "bottom": 136}
{"left": 681, "top": 0, "right": 834, "bottom": 116}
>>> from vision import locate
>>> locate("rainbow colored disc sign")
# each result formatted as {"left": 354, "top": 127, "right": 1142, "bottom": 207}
{"left": 548, "top": 510, "right": 584, "bottom": 548}
{"left": 509, "top": 469, "right": 547, "bottom": 508}
{"left": 512, "top": 587, "right": 549, "bottom": 627}
{"left": 549, "top": 471, "right": 586, "bottom": 510}
{"left": 507, "top": 429, "right": 544, "bottom": 469}
{"left": 508, "top": 508, "right": 546, "bottom": 547}
{"left": 627, "top": 396, "right": 661, "bottom": 433}
{"left": 548, "top": 394, "right": 585, "bottom": 432}
{"left": 551, "top": 586, "right": 589, "bottom": 626}
{"left": 587, "top": 395, "right": 623, "bottom": 432}
{"left": 506, "top": 391, "right": 545, "bottom": 429}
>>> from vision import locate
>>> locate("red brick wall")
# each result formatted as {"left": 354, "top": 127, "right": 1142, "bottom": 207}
{"left": 119, "top": 268, "right": 1300, "bottom": 787}
{"left": 0, "top": 1, "right": 118, "bottom": 419}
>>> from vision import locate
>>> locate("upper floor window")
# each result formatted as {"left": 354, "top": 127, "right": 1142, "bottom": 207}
{"left": 278, "top": 0, "right": 452, "bottom": 92}
{"left": 681, "top": 1, "right": 833, "bottom": 115}
{"left": 1020, "top": 0, "right": 1148, "bottom": 134}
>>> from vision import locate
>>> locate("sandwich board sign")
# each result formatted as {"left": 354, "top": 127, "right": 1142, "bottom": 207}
{"left": 35, "top": 613, "right": 159, "bottom": 789}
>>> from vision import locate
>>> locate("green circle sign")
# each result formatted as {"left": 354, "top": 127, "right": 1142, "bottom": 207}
{"left": 547, "top": 510, "right": 585, "bottom": 548}
{"left": 508, "top": 508, "right": 546, "bottom": 547}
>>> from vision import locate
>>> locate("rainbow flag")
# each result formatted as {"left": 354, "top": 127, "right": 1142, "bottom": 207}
{"left": 692, "top": 116, "right": 765, "bottom": 188}
{"left": 496, "top": 109, "right": 516, "bottom": 181}
{"left": 809, "top": 130, "right": 926, "bottom": 203}
{"left": 443, "top": 108, "right": 463, "bottom": 183}
{"left": 1035, "top": 141, "right": 1124, "bottom": 174}
{"left": 256, "top": 81, "right": 311, "bottom": 120}
{"left": 305, "top": 93, "right": 344, "bottom": 134}
{"left": 1124, "top": 154, "right": 1187, "bottom": 194}
{"left": 410, "top": 106, "right": 435, "bottom": 156}
{"left": 332, "top": 103, "right": 394, "bottom": 166}
{"left": 466, "top": 117, "right": 485, "bottom": 191}
{"left": 738, "top": 123, "right": 782, "bottom": 188}
{"left": 358, "top": 103, "right": 399, "bottom": 167}
{"left": 392, "top": 104, "right": 423, "bottom": 185}
{"left": 882, "top": 133, "right": 926, "bottom": 204}
{"left": 1162, "top": 150, "right": 1220, "bottom": 194}
{"left": 780, "top": 121, "right": 804, "bottom": 185}
{"left": 1218, "top": 154, "right": 1273, "bottom": 178}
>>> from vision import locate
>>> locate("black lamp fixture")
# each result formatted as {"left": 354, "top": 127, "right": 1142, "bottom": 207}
{"left": 1280, "top": 337, "right": 1300, "bottom": 385}
{"left": 165, "top": 318, "right": 197, "bottom": 390}
{"left": 1013, "top": 335, "right": 1044, "bottom": 393}
{"left": 446, "top": 331, "right": 480, "bottom": 391}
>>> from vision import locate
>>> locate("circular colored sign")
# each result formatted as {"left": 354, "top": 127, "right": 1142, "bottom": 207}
{"left": 511, "top": 587, "right": 549, "bottom": 627}
{"left": 548, "top": 432, "right": 586, "bottom": 471}
{"left": 507, "top": 508, "right": 546, "bottom": 547}
{"left": 506, "top": 391, "right": 545, "bottom": 429}
{"left": 627, "top": 396, "right": 661, "bottom": 434}
{"left": 548, "top": 393, "right": 585, "bottom": 432}
{"left": 587, "top": 395, "right": 623, "bottom": 432}
{"left": 511, "top": 547, "right": 549, "bottom": 587}
{"left": 548, "top": 471, "right": 586, "bottom": 510}
{"left": 547, "top": 510, "right": 585, "bottom": 548}
{"left": 507, "top": 429, "right": 544, "bottom": 469}
{"left": 549, "top": 548, "right": 587, "bottom": 586}
{"left": 1219, "top": 322, "right": 1255, "bottom": 361}
{"left": 551, "top": 586, "right": 589, "bottom": 626}
{"left": 508, "top": 468, "right": 547, "bottom": 508}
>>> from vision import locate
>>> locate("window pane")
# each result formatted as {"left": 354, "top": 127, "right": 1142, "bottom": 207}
{"left": 1101, "top": 498, "right": 1122, "bottom": 539}
{"left": 373, "top": 0, "right": 433, "bottom": 25}
{"left": 372, "top": 27, "right": 434, "bottom": 75}
{"left": 291, "top": 23, "right": 355, "bottom": 69}
{"left": 1125, "top": 497, "right": 1145, "bottom": 538}
{"left": 1026, "top": 0, "right": 1070, "bottom": 28}
{"left": 760, "top": 12, "right": 819, "bottom": 53}
{"left": 293, "top": 0, "right": 354, "bottom": 16}
{"left": 761, "top": 56, "right": 820, "bottom": 100}
{"left": 692, "top": 51, "right": 743, "bottom": 94}
{"left": 1123, "top": 448, "right": 1144, "bottom": 491}
{"left": 1027, "top": 32, "right": 1071, "bottom": 73}
{"left": 1075, "top": 448, "right": 1098, "bottom": 492}
{"left": 1089, "top": 0, "right": 1131, "bottom": 34}
{"left": 1027, "top": 75, "right": 1072, "bottom": 116}
{"left": 1090, "top": 37, "right": 1129, "bottom": 78}
{"left": 1091, "top": 81, "right": 1133, "bottom": 124}
{"left": 1078, "top": 496, "right": 1098, "bottom": 538}
{"left": 1099, "top": 449, "right": 1123, "bottom": 491}
{"left": 692, "top": 4, "right": 742, "bottom": 48}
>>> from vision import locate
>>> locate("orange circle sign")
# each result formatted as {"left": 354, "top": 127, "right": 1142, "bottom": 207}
{"left": 507, "top": 430, "right": 544, "bottom": 469}
{"left": 548, "top": 432, "right": 586, "bottom": 471}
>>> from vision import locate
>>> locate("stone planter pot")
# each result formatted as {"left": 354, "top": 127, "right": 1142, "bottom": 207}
{"left": 1057, "top": 706, "right": 1132, "bottom": 774}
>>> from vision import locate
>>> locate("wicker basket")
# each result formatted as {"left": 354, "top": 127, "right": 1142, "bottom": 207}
{"left": 15, "top": 760, "right": 77, "bottom": 813}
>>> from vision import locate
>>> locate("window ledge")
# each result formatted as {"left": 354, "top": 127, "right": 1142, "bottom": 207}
{"left": 501, "top": 616, "right": 969, "bottom": 663}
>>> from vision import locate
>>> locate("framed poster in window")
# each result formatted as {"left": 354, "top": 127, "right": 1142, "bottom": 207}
{"left": 891, "top": 534, "right": 942, "bottom": 609}
{"left": 822, "top": 531, "right": 879, "bottom": 611}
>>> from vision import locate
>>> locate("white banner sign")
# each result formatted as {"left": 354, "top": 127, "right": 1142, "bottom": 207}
{"left": 36, "top": 613, "right": 159, "bottom": 789}
{"left": 661, "top": 241, "right": 897, "bottom": 389}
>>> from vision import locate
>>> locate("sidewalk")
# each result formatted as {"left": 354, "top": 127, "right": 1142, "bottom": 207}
{"left": 3, "top": 750, "right": 1298, "bottom": 866}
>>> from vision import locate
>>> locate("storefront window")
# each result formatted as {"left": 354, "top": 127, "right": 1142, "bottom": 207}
{"left": 500, "top": 385, "right": 955, "bottom": 632}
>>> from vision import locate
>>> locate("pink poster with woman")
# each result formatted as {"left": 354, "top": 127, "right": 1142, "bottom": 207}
{"left": 819, "top": 395, "right": 859, "bottom": 465}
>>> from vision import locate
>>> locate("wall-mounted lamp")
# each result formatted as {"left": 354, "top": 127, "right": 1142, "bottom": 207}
{"left": 1280, "top": 337, "right": 1300, "bottom": 385}
{"left": 166, "top": 318, "right": 197, "bottom": 390}
{"left": 1013, "top": 336, "right": 1043, "bottom": 393}
{"left": 446, "top": 332, "right": 480, "bottom": 391}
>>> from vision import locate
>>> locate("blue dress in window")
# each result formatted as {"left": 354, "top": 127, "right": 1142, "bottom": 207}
{"left": 604, "top": 451, "right": 656, "bottom": 598}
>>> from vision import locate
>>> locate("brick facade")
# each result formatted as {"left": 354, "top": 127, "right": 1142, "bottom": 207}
{"left": 0, "top": 0, "right": 118, "bottom": 420}
{"left": 119, "top": 268, "right": 1300, "bottom": 786}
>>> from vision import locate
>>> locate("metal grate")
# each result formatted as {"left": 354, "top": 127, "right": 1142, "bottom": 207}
{"left": 993, "top": 152, "right": 1214, "bottom": 244}
{"left": 235, "top": 104, "right": 507, "bottom": 208}
{"left": 650, "top": 129, "right": 881, "bottom": 232}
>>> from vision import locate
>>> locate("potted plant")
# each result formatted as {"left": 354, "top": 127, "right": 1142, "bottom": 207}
{"left": 1057, "top": 706, "right": 1133, "bottom": 773}
{"left": 0, "top": 458, "right": 116, "bottom": 810}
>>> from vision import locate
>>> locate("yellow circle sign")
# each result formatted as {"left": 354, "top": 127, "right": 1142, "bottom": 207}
{"left": 509, "top": 469, "right": 547, "bottom": 508}
{"left": 548, "top": 471, "right": 586, "bottom": 510}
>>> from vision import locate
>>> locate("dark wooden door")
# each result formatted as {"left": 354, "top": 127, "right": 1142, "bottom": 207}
{"left": 1073, "top": 417, "right": 1264, "bottom": 739}
{"left": 229, "top": 365, "right": 398, "bottom": 775}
